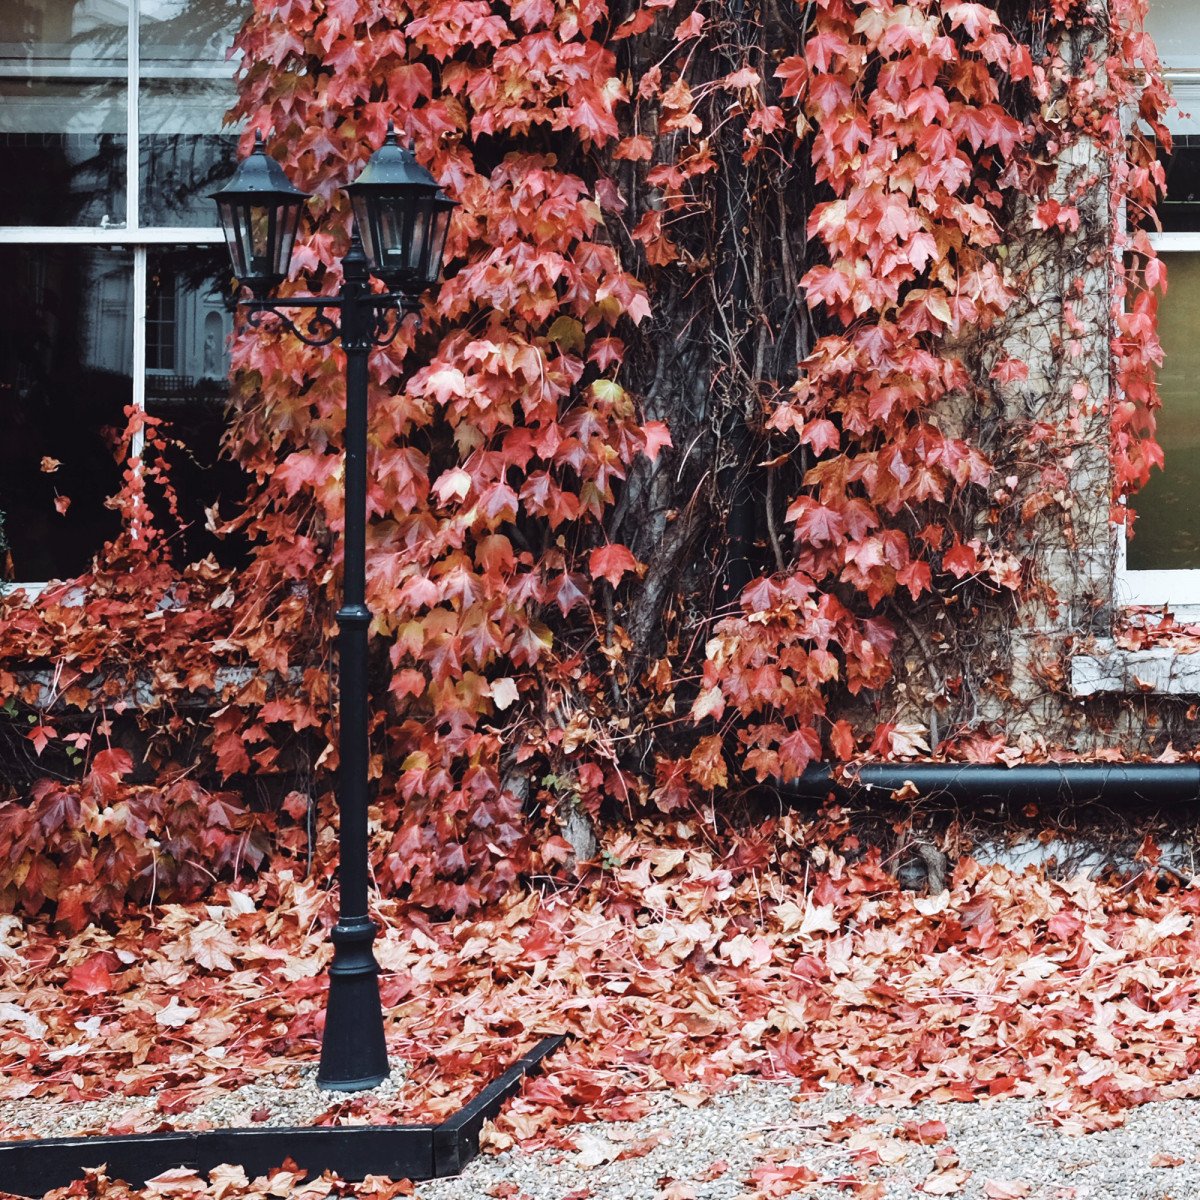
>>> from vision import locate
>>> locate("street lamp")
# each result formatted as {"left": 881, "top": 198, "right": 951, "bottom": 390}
{"left": 212, "top": 126, "right": 455, "bottom": 1091}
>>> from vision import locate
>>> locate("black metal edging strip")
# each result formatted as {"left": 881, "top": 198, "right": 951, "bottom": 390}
{"left": 0, "top": 1035, "right": 567, "bottom": 1198}
{"left": 432, "top": 1034, "right": 566, "bottom": 1176}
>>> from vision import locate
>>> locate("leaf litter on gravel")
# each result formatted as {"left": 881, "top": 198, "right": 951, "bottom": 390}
{"left": 6, "top": 813, "right": 1200, "bottom": 1194}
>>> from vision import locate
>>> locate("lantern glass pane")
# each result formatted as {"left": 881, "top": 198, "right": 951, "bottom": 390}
{"left": 426, "top": 204, "right": 452, "bottom": 285}
{"left": 409, "top": 196, "right": 433, "bottom": 277}
{"left": 217, "top": 198, "right": 247, "bottom": 278}
{"left": 349, "top": 194, "right": 373, "bottom": 270}
{"left": 274, "top": 202, "right": 301, "bottom": 279}
{"left": 379, "top": 197, "right": 407, "bottom": 270}
{"left": 378, "top": 193, "right": 419, "bottom": 280}
{"left": 250, "top": 204, "right": 272, "bottom": 266}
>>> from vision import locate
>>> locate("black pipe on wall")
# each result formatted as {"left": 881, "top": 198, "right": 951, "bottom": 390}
{"left": 780, "top": 762, "right": 1200, "bottom": 807}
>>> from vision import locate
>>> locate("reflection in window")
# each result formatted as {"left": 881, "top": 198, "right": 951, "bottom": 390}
{"left": 140, "top": 0, "right": 241, "bottom": 227}
{"left": 0, "top": 0, "right": 244, "bottom": 229}
{"left": 1128, "top": 253, "right": 1200, "bottom": 569}
{"left": 147, "top": 264, "right": 177, "bottom": 371}
{"left": 0, "top": 246, "right": 130, "bottom": 581}
{"left": 0, "top": 0, "right": 128, "bottom": 226}
{"left": 143, "top": 248, "right": 247, "bottom": 567}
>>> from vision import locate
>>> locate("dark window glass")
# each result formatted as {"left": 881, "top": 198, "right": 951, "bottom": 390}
{"left": 0, "top": 1, "right": 128, "bottom": 226}
{"left": 142, "top": 247, "right": 246, "bottom": 566}
{"left": 147, "top": 263, "right": 177, "bottom": 371}
{"left": 1159, "top": 141, "right": 1200, "bottom": 233}
{"left": 139, "top": 0, "right": 241, "bottom": 227}
{"left": 0, "top": 246, "right": 130, "bottom": 581}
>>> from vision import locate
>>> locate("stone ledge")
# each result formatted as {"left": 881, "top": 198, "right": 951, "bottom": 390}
{"left": 1071, "top": 641, "right": 1200, "bottom": 696}
{"left": 15, "top": 664, "right": 304, "bottom": 712}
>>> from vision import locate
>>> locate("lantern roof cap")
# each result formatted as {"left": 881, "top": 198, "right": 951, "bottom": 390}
{"left": 210, "top": 131, "right": 310, "bottom": 203}
{"left": 345, "top": 123, "right": 449, "bottom": 196}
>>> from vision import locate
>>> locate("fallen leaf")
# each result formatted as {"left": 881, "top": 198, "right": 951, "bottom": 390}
{"left": 1149, "top": 1152, "right": 1185, "bottom": 1168}
{"left": 920, "top": 1166, "right": 970, "bottom": 1195}
{"left": 208, "top": 1164, "right": 249, "bottom": 1200}
{"left": 155, "top": 997, "right": 199, "bottom": 1028}
{"left": 0, "top": 1002, "right": 47, "bottom": 1040}
{"left": 903, "top": 1119, "right": 948, "bottom": 1144}
{"left": 575, "top": 1131, "right": 621, "bottom": 1167}
{"left": 65, "top": 952, "right": 118, "bottom": 996}
{"left": 144, "top": 1166, "right": 205, "bottom": 1195}
{"left": 984, "top": 1182, "right": 1032, "bottom": 1199}
{"left": 657, "top": 1183, "right": 696, "bottom": 1200}
{"left": 696, "top": 1159, "right": 729, "bottom": 1181}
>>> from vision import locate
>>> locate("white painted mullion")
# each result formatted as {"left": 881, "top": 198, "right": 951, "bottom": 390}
{"left": 0, "top": 228, "right": 223, "bottom": 244}
{"left": 127, "top": 0, "right": 140, "bottom": 234}
{"left": 1148, "top": 232, "right": 1200, "bottom": 252}
{"left": 132, "top": 246, "right": 148, "bottom": 427}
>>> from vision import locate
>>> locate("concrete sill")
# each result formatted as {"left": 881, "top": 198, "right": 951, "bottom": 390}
{"left": 1071, "top": 640, "right": 1200, "bottom": 697}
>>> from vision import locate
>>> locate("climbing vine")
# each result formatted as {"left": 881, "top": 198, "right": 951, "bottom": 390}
{"left": 0, "top": 0, "right": 1175, "bottom": 926}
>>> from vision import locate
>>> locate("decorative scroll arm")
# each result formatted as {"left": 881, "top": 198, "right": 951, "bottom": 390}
{"left": 241, "top": 297, "right": 344, "bottom": 347}
{"left": 368, "top": 295, "right": 421, "bottom": 348}
{"left": 239, "top": 293, "right": 421, "bottom": 349}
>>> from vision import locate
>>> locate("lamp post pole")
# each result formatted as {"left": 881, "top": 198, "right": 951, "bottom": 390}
{"left": 212, "top": 129, "right": 454, "bottom": 1092}
{"left": 317, "top": 236, "right": 389, "bottom": 1089}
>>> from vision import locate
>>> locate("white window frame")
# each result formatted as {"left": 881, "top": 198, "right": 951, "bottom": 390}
{"left": 0, "top": 0, "right": 232, "bottom": 595}
{"left": 1114, "top": 35, "right": 1200, "bottom": 618}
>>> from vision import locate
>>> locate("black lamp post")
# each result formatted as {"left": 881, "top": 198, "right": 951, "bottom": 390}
{"left": 212, "top": 127, "right": 455, "bottom": 1091}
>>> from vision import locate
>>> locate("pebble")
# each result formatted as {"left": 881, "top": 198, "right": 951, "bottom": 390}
{"left": 0, "top": 1062, "right": 408, "bottom": 1140}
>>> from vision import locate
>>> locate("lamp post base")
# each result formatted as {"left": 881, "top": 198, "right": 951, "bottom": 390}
{"left": 317, "top": 915, "right": 389, "bottom": 1091}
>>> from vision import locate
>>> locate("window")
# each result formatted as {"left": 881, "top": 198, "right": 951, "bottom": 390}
{"left": 0, "top": 0, "right": 245, "bottom": 584}
{"left": 1120, "top": 0, "right": 1200, "bottom": 607}
{"left": 146, "top": 262, "right": 177, "bottom": 371}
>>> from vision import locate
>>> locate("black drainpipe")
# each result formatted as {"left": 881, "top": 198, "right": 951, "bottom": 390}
{"left": 779, "top": 762, "right": 1200, "bottom": 807}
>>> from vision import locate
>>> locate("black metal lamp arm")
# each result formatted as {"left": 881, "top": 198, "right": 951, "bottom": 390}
{"left": 239, "top": 293, "right": 419, "bottom": 350}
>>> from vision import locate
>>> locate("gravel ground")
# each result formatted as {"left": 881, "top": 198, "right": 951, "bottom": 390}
{"left": 3, "top": 1071, "right": 1199, "bottom": 1196}
{"left": 412, "top": 1078, "right": 1200, "bottom": 1200}
{"left": 0, "top": 1062, "right": 408, "bottom": 1140}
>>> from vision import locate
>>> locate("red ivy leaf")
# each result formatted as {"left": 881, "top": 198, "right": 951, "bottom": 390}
{"left": 66, "top": 952, "right": 119, "bottom": 996}
{"left": 589, "top": 544, "right": 639, "bottom": 587}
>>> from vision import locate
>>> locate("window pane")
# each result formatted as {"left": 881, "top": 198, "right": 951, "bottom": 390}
{"left": 1128, "top": 252, "right": 1200, "bottom": 570}
{"left": 139, "top": 0, "right": 242, "bottom": 227}
{"left": 0, "top": 1, "right": 128, "bottom": 226}
{"left": 1146, "top": 0, "right": 1200, "bottom": 71}
{"left": 143, "top": 247, "right": 246, "bottom": 566}
{"left": 0, "top": 246, "right": 131, "bottom": 582}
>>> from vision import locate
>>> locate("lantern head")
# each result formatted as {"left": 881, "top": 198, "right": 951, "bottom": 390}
{"left": 344, "top": 125, "right": 456, "bottom": 294}
{"left": 211, "top": 131, "right": 310, "bottom": 299}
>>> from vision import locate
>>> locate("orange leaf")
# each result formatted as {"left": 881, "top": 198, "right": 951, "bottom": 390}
{"left": 589, "top": 544, "right": 639, "bottom": 587}
{"left": 66, "top": 952, "right": 118, "bottom": 996}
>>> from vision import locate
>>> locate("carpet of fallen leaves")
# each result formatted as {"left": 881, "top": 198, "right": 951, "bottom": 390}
{"left": 7, "top": 810, "right": 1200, "bottom": 1197}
